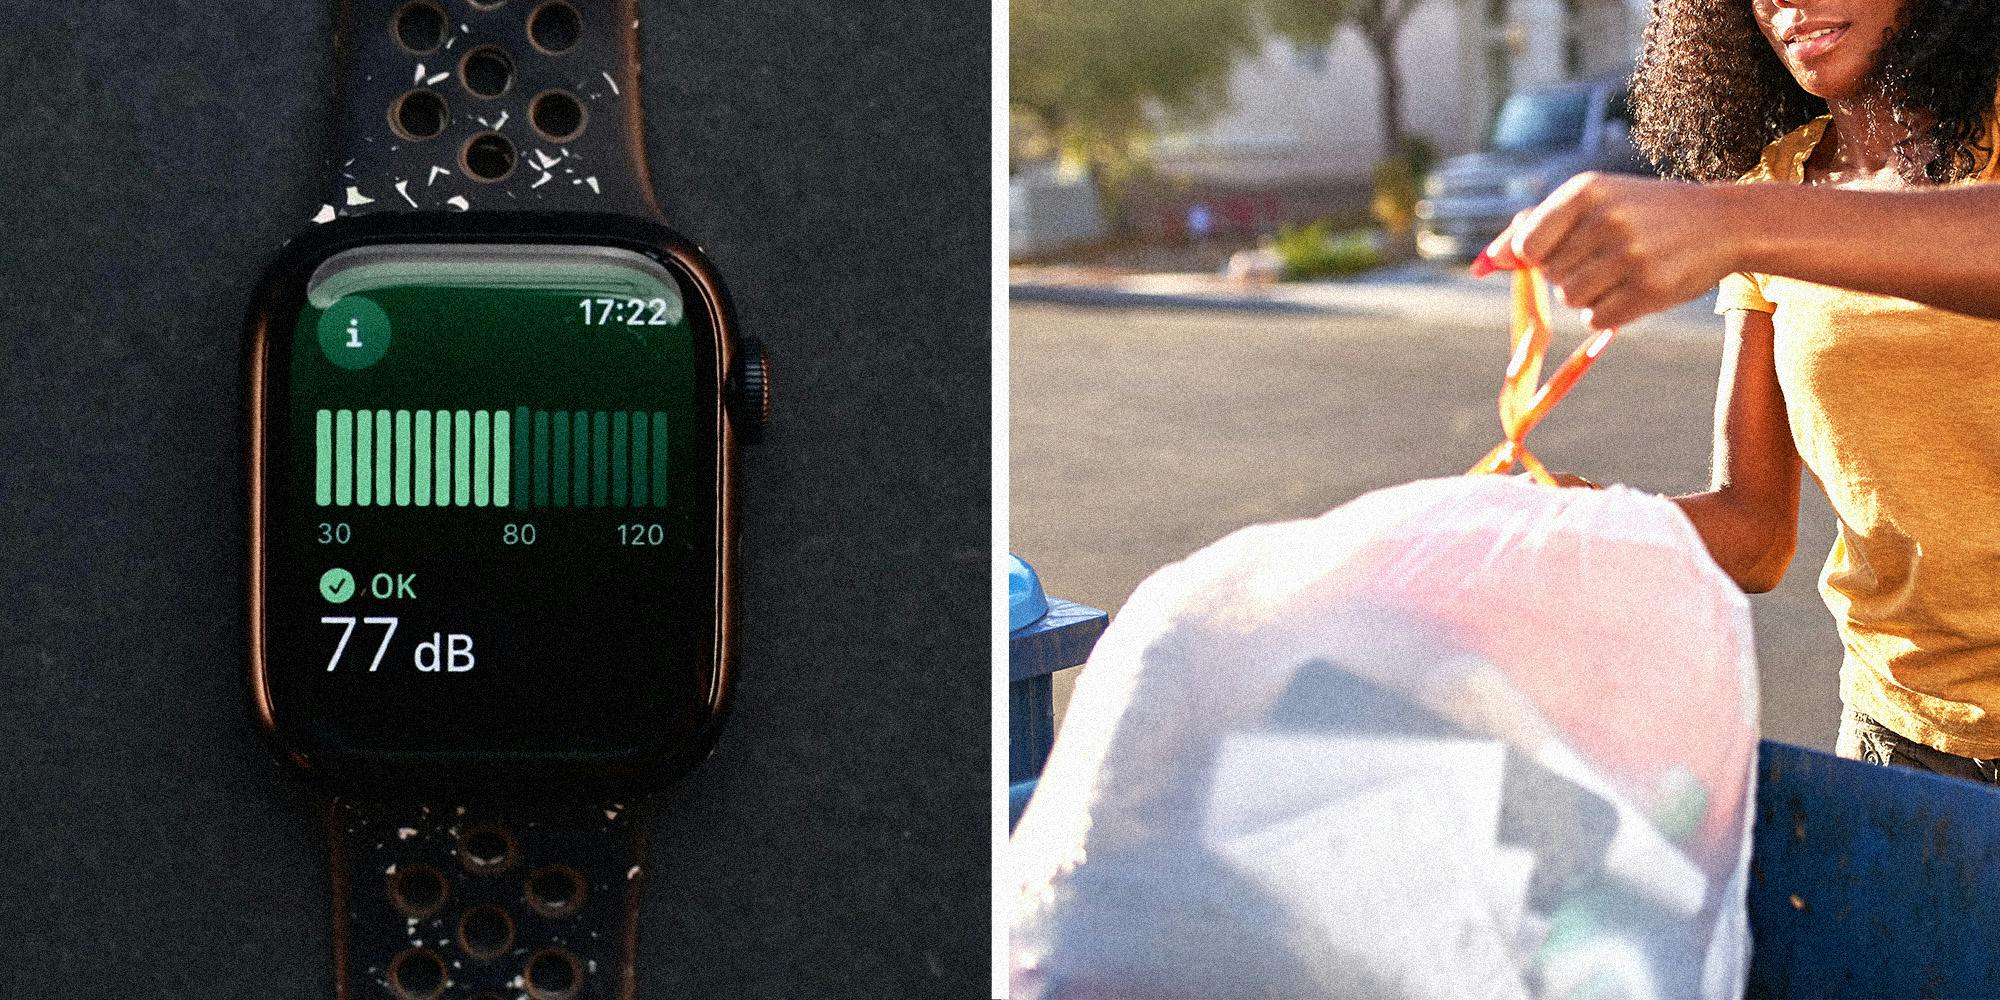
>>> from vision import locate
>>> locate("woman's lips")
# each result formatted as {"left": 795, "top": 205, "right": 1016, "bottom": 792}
{"left": 1786, "top": 23, "right": 1850, "bottom": 61}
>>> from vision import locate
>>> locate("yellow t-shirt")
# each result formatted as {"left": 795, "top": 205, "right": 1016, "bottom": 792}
{"left": 1715, "top": 114, "right": 2000, "bottom": 756}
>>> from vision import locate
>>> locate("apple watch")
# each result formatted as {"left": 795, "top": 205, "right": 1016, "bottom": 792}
{"left": 244, "top": 2, "right": 768, "bottom": 996}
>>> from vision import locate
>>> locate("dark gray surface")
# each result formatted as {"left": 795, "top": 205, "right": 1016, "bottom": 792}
{"left": 0, "top": 3, "right": 990, "bottom": 997}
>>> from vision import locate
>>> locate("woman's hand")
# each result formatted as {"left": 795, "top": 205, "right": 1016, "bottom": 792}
{"left": 1477, "top": 173, "right": 1746, "bottom": 331}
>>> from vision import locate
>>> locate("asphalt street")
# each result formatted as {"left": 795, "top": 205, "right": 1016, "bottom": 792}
{"left": 1011, "top": 293, "right": 1845, "bottom": 752}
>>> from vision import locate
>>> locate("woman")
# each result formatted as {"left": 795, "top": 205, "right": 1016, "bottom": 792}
{"left": 1482, "top": 0, "right": 2000, "bottom": 776}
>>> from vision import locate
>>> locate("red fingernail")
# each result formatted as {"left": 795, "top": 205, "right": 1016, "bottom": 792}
{"left": 1469, "top": 251, "right": 1496, "bottom": 277}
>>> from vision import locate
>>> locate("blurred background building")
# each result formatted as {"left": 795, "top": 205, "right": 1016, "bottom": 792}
{"left": 1155, "top": 0, "right": 1641, "bottom": 183}
{"left": 1011, "top": 0, "right": 1652, "bottom": 261}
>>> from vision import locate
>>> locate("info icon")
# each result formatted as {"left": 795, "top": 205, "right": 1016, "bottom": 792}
{"left": 317, "top": 296, "right": 392, "bottom": 370}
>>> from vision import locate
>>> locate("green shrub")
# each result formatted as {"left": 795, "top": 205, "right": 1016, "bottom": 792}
{"left": 1405, "top": 134, "right": 1438, "bottom": 185}
{"left": 1372, "top": 135, "right": 1438, "bottom": 236}
{"left": 1272, "top": 222, "right": 1383, "bottom": 281}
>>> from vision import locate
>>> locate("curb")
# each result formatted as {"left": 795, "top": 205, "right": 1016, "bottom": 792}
{"left": 1011, "top": 279, "right": 1722, "bottom": 339}
{"left": 1009, "top": 282, "right": 1368, "bottom": 317}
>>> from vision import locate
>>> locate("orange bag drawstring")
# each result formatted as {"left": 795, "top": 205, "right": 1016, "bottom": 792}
{"left": 1465, "top": 257, "right": 1617, "bottom": 486}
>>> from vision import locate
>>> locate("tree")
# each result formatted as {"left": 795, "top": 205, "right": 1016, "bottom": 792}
{"left": 1261, "top": 0, "right": 1430, "bottom": 162}
{"left": 1010, "top": 0, "right": 1259, "bottom": 175}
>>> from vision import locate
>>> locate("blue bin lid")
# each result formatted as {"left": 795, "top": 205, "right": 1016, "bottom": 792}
{"left": 1009, "top": 554, "right": 1049, "bottom": 632}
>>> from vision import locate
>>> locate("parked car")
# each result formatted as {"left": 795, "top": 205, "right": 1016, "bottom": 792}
{"left": 1415, "top": 73, "right": 1653, "bottom": 261}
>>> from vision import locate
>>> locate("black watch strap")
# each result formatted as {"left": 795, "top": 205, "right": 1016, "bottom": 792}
{"left": 324, "top": 0, "right": 659, "bottom": 221}
{"left": 329, "top": 795, "right": 651, "bottom": 1000}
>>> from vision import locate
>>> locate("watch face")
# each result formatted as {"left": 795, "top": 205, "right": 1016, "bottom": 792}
{"left": 253, "top": 241, "right": 726, "bottom": 777}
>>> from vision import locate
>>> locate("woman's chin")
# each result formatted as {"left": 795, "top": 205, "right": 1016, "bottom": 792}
{"left": 1786, "top": 51, "right": 1882, "bottom": 103}
{"left": 1791, "top": 68, "right": 1873, "bottom": 103}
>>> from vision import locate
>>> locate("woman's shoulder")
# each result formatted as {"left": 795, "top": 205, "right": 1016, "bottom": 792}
{"left": 1735, "top": 116, "right": 1832, "bottom": 185}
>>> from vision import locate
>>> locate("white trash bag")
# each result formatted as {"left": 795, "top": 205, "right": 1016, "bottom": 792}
{"left": 1009, "top": 475, "right": 1759, "bottom": 1000}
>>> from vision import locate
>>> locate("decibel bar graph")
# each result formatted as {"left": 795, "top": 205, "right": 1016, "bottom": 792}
{"left": 315, "top": 409, "right": 669, "bottom": 509}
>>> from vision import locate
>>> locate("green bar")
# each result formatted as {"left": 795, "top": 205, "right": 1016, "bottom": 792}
{"left": 572, "top": 411, "right": 590, "bottom": 509}
{"left": 591, "top": 411, "right": 609, "bottom": 506}
{"left": 354, "top": 410, "right": 373, "bottom": 506}
{"left": 650, "top": 412, "right": 669, "bottom": 507}
{"left": 533, "top": 410, "right": 551, "bottom": 508}
{"left": 415, "top": 410, "right": 433, "bottom": 506}
{"left": 611, "top": 412, "right": 629, "bottom": 507}
{"left": 334, "top": 410, "right": 353, "bottom": 506}
{"left": 394, "top": 411, "right": 412, "bottom": 506}
{"left": 473, "top": 410, "right": 492, "bottom": 507}
{"left": 454, "top": 410, "right": 472, "bottom": 506}
{"left": 509, "top": 406, "right": 529, "bottom": 510}
{"left": 629, "top": 410, "right": 648, "bottom": 511}
{"left": 375, "top": 411, "right": 392, "bottom": 506}
{"left": 315, "top": 410, "right": 333, "bottom": 506}
{"left": 551, "top": 411, "right": 570, "bottom": 507}
{"left": 493, "top": 410, "right": 512, "bottom": 508}
{"left": 433, "top": 409, "right": 452, "bottom": 506}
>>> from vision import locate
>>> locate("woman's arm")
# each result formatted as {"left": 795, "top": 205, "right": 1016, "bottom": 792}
{"left": 1481, "top": 173, "right": 2000, "bottom": 329}
{"left": 1729, "top": 182, "right": 2000, "bottom": 319}
{"left": 1670, "top": 308, "right": 1802, "bottom": 593}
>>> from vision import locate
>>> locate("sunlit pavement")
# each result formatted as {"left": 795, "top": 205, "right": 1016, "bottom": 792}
{"left": 1009, "top": 295, "right": 1842, "bottom": 751}
{"left": 1010, "top": 260, "right": 1723, "bottom": 339}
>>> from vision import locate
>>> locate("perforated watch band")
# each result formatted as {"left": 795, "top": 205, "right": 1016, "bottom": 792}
{"left": 323, "top": 0, "right": 658, "bottom": 221}
{"left": 330, "top": 796, "right": 651, "bottom": 1000}
{"left": 317, "top": 8, "right": 670, "bottom": 997}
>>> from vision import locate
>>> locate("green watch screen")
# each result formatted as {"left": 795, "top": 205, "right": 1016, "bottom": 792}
{"left": 262, "top": 244, "right": 717, "bottom": 762}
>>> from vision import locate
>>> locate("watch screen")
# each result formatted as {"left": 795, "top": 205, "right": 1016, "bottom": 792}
{"left": 261, "top": 244, "right": 719, "bottom": 763}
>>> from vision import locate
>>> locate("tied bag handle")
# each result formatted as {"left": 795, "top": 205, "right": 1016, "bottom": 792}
{"left": 1465, "top": 254, "right": 1617, "bottom": 486}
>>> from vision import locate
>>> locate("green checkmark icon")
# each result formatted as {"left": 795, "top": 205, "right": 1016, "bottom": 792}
{"left": 320, "top": 567, "right": 356, "bottom": 604}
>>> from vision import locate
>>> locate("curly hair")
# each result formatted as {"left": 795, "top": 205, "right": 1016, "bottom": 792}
{"left": 1629, "top": 0, "right": 2000, "bottom": 183}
